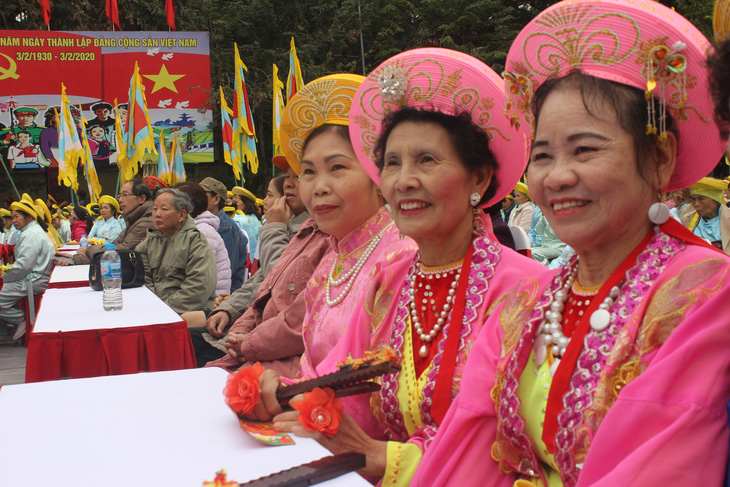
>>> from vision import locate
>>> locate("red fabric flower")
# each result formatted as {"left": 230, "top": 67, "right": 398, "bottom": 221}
{"left": 223, "top": 362, "right": 265, "bottom": 416}
{"left": 291, "top": 387, "right": 343, "bottom": 438}
{"left": 202, "top": 469, "right": 238, "bottom": 486}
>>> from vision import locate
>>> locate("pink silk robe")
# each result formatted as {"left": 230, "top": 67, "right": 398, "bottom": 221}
{"left": 412, "top": 230, "right": 730, "bottom": 486}
{"left": 298, "top": 206, "right": 416, "bottom": 379}
{"left": 300, "top": 213, "right": 552, "bottom": 485}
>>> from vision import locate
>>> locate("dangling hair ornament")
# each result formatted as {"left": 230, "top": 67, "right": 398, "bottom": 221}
{"left": 644, "top": 40, "right": 688, "bottom": 146}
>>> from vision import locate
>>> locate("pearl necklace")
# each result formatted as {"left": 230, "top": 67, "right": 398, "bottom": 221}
{"left": 325, "top": 221, "right": 394, "bottom": 307}
{"left": 535, "top": 266, "right": 621, "bottom": 376}
{"left": 408, "top": 261, "right": 461, "bottom": 358}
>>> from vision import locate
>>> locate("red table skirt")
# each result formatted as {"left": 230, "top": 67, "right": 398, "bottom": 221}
{"left": 48, "top": 281, "right": 89, "bottom": 289}
{"left": 25, "top": 321, "right": 196, "bottom": 383}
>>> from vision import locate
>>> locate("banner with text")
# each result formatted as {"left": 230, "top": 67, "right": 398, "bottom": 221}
{"left": 0, "top": 31, "right": 213, "bottom": 170}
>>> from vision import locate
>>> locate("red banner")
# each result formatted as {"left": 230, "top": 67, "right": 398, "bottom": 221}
{"left": 0, "top": 31, "right": 213, "bottom": 169}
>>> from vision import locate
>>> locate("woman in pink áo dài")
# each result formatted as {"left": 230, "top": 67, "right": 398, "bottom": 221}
{"left": 413, "top": 1, "right": 730, "bottom": 486}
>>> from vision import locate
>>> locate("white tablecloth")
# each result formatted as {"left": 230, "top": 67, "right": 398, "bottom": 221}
{"left": 33, "top": 286, "right": 182, "bottom": 333}
{"left": 57, "top": 244, "right": 81, "bottom": 252}
{"left": 48, "top": 264, "right": 90, "bottom": 285}
{"left": 0, "top": 368, "right": 369, "bottom": 486}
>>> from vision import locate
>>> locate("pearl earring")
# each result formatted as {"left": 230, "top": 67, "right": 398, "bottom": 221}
{"left": 648, "top": 192, "right": 670, "bottom": 225}
{"left": 469, "top": 192, "right": 481, "bottom": 207}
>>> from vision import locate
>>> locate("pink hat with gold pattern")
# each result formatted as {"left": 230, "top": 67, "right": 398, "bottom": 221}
{"left": 348, "top": 48, "right": 530, "bottom": 207}
{"left": 504, "top": 0, "right": 725, "bottom": 192}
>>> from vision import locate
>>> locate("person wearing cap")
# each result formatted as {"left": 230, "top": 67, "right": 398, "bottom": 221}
{"left": 231, "top": 185, "right": 262, "bottom": 254}
{"left": 0, "top": 198, "right": 55, "bottom": 343}
{"left": 87, "top": 195, "right": 125, "bottom": 242}
{"left": 66, "top": 179, "right": 154, "bottom": 266}
{"left": 414, "top": 2, "right": 730, "bottom": 485}
{"left": 33, "top": 198, "right": 62, "bottom": 249}
{"left": 1, "top": 208, "right": 17, "bottom": 237}
{"left": 0, "top": 107, "right": 42, "bottom": 147}
{"left": 196, "top": 163, "right": 312, "bottom": 365}
{"left": 688, "top": 177, "right": 730, "bottom": 253}
{"left": 508, "top": 181, "right": 534, "bottom": 235}
{"left": 247, "top": 54, "right": 548, "bottom": 485}
{"left": 199, "top": 176, "right": 248, "bottom": 293}
{"left": 51, "top": 209, "right": 70, "bottom": 244}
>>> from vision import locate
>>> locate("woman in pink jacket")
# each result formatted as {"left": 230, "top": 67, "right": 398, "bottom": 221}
{"left": 175, "top": 182, "right": 231, "bottom": 296}
{"left": 413, "top": 1, "right": 730, "bottom": 485}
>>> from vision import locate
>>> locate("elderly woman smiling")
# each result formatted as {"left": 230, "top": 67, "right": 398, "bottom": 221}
{"left": 136, "top": 188, "right": 217, "bottom": 315}
{"left": 251, "top": 50, "right": 548, "bottom": 486}
{"left": 413, "top": 1, "right": 730, "bottom": 486}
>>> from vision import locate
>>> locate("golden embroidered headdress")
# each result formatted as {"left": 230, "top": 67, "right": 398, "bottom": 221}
{"left": 715, "top": 0, "right": 730, "bottom": 42}
{"left": 280, "top": 74, "right": 365, "bottom": 175}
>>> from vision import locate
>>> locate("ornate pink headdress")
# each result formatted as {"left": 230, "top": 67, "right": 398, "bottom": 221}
{"left": 504, "top": 0, "right": 725, "bottom": 192}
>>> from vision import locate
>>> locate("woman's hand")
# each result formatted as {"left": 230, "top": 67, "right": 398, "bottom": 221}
{"left": 273, "top": 406, "right": 388, "bottom": 477}
{"left": 242, "top": 369, "right": 284, "bottom": 421}
{"left": 264, "top": 196, "right": 292, "bottom": 224}
{"left": 224, "top": 332, "right": 245, "bottom": 359}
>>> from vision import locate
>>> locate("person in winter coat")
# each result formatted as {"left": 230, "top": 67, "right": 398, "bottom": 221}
{"left": 68, "top": 206, "right": 93, "bottom": 241}
{"left": 136, "top": 188, "right": 216, "bottom": 315}
{"left": 507, "top": 181, "right": 535, "bottom": 235}
{"left": 68, "top": 180, "right": 154, "bottom": 265}
{"left": 175, "top": 182, "right": 231, "bottom": 296}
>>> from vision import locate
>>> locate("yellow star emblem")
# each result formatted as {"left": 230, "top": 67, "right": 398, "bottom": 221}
{"left": 142, "top": 64, "right": 185, "bottom": 94}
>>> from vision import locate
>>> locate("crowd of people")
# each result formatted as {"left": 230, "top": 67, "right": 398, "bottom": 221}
{"left": 1, "top": 0, "right": 730, "bottom": 484}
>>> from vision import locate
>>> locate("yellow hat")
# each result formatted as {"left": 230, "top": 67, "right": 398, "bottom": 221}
{"left": 34, "top": 199, "right": 52, "bottom": 224}
{"left": 280, "top": 73, "right": 366, "bottom": 175}
{"left": 0, "top": 208, "right": 11, "bottom": 218}
{"left": 98, "top": 195, "right": 120, "bottom": 214}
{"left": 47, "top": 194, "right": 58, "bottom": 205}
{"left": 255, "top": 198, "right": 264, "bottom": 207}
{"left": 506, "top": 194, "right": 514, "bottom": 200}
{"left": 226, "top": 191, "right": 233, "bottom": 198}
{"left": 10, "top": 201, "right": 38, "bottom": 219}
{"left": 715, "top": 0, "right": 730, "bottom": 42}
{"left": 691, "top": 177, "right": 728, "bottom": 205}
{"left": 232, "top": 186, "right": 257, "bottom": 204}
{"left": 20, "top": 193, "right": 34, "bottom": 206}
{"left": 223, "top": 206, "right": 236, "bottom": 214}
{"left": 86, "top": 203, "right": 99, "bottom": 217}
{"left": 514, "top": 182, "right": 531, "bottom": 201}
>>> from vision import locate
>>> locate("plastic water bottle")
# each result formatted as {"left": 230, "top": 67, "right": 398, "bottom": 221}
{"left": 101, "top": 243, "right": 123, "bottom": 311}
{"left": 79, "top": 234, "right": 88, "bottom": 247}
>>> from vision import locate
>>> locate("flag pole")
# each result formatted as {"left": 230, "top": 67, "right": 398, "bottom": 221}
{"left": 0, "top": 154, "right": 21, "bottom": 200}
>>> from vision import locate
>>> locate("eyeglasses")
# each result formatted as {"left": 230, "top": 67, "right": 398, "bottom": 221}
{"left": 118, "top": 192, "right": 133, "bottom": 198}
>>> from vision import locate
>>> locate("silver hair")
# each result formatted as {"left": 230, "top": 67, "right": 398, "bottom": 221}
{"left": 155, "top": 188, "right": 193, "bottom": 214}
